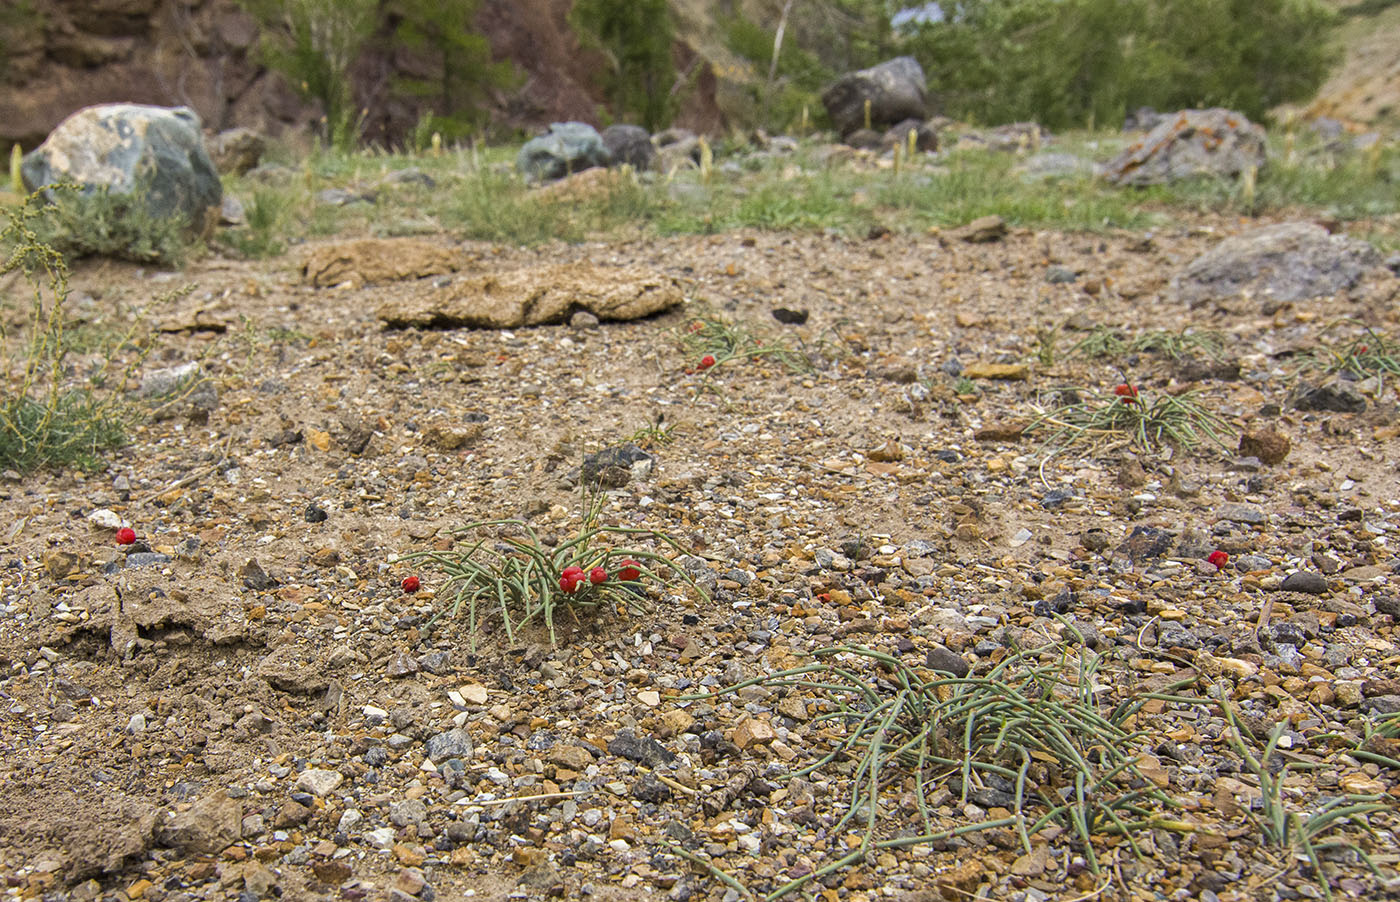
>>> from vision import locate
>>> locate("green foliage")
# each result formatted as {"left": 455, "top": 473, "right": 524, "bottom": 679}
{"left": 0, "top": 192, "right": 140, "bottom": 472}
{"left": 570, "top": 0, "right": 677, "bottom": 131}
{"left": 723, "top": 16, "right": 836, "bottom": 133}
{"left": 225, "top": 188, "right": 295, "bottom": 259}
{"left": 389, "top": 0, "right": 515, "bottom": 142}
{"left": 905, "top": 0, "right": 1339, "bottom": 128}
{"left": 239, "top": 0, "right": 378, "bottom": 150}
{"left": 34, "top": 183, "right": 190, "bottom": 267}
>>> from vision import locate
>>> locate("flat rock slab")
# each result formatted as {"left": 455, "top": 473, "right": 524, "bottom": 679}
{"left": 377, "top": 263, "right": 682, "bottom": 329}
{"left": 303, "top": 238, "right": 461, "bottom": 288}
{"left": 1172, "top": 222, "right": 1380, "bottom": 306}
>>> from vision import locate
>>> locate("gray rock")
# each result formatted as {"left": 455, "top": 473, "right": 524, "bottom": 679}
{"left": 570, "top": 310, "right": 601, "bottom": 330}
{"left": 211, "top": 127, "right": 266, "bottom": 176}
{"left": 139, "top": 362, "right": 218, "bottom": 415}
{"left": 924, "top": 645, "right": 969, "bottom": 677}
{"left": 1361, "top": 695, "right": 1400, "bottom": 716}
{"left": 22, "top": 104, "right": 222, "bottom": 227}
{"left": 1278, "top": 571, "right": 1328, "bottom": 595}
{"left": 608, "top": 728, "right": 674, "bottom": 767}
{"left": 1106, "top": 108, "right": 1265, "bottom": 186}
{"left": 518, "top": 122, "right": 611, "bottom": 182}
{"left": 220, "top": 194, "right": 246, "bottom": 226}
{"left": 425, "top": 727, "right": 474, "bottom": 762}
{"left": 601, "top": 124, "right": 656, "bottom": 171}
{"left": 123, "top": 552, "right": 172, "bottom": 570}
{"left": 1235, "top": 554, "right": 1272, "bottom": 572}
{"left": 1116, "top": 526, "right": 1174, "bottom": 564}
{"left": 1292, "top": 380, "right": 1367, "bottom": 413}
{"left": 821, "top": 57, "right": 927, "bottom": 137}
{"left": 1172, "top": 222, "right": 1380, "bottom": 307}
{"left": 1216, "top": 503, "right": 1266, "bottom": 525}
{"left": 581, "top": 443, "right": 654, "bottom": 486}
{"left": 881, "top": 118, "right": 938, "bottom": 152}
{"left": 389, "top": 798, "right": 428, "bottom": 828}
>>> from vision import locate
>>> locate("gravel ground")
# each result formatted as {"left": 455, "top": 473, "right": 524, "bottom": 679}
{"left": 2, "top": 222, "right": 1399, "bottom": 902}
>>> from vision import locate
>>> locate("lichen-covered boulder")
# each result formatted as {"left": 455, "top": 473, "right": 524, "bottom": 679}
{"left": 21, "top": 104, "right": 221, "bottom": 226}
{"left": 517, "top": 122, "right": 611, "bottom": 183}
{"left": 1106, "top": 108, "right": 1265, "bottom": 186}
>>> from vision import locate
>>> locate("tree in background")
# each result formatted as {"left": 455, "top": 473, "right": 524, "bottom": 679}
{"left": 903, "top": 0, "right": 1338, "bottom": 128}
{"left": 238, "top": 0, "right": 378, "bottom": 149}
{"left": 570, "top": 0, "right": 678, "bottom": 131}
{"left": 389, "top": 0, "right": 515, "bottom": 143}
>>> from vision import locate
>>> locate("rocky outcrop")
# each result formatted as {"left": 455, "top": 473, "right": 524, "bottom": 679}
{"left": 0, "top": 0, "right": 725, "bottom": 149}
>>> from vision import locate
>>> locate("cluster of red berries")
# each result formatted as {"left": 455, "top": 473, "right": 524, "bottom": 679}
{"left": 559, "top": 559, "right": 642, "bottom": 594}
{"left": 684, "top": 354, "right": 717, "bottom": 375}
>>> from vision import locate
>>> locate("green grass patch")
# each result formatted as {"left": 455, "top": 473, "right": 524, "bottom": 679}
{"left": 217, "top": 130, "right": 1400, "bottom": 251}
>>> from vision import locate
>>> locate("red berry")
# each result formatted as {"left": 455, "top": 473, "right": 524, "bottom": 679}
{"left": 559, "top": 575, "right": 582, "bottom": 593}
{"left": 562, "top": 565, "right": 585, "bottom": 579}
{"left": 1113, "top": 383, "right": 1137, "bottom": 398}
{"left": 699, "top": 355, "right": 716, "bottom": 370}
{"left": 589, "top": 567, "right": 608, "bottom": 585}
{"left": 116, "top": 527, "right": 136, "bottom": 545}
{"left": 1207, "top": 550, "right": 1229, "bottom": 569}
{"left": 402, "top": 575, "right": 421, "bottom": 593}
{"left": 617, "top": 559, "right": 642, "bottom": 581}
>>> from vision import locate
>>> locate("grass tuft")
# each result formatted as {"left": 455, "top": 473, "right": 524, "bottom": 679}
{"left": 1026, "top": 381, "right": 1233, "bottom": 455}
{"left": 675, "top": 314, "right": 817, "bottom": 374}
{"left": 405, "top": 492, "right": 705, "bottom": 646}
{"left": 1298, "top": 321, "right": 1400, "bottom": 390}
{"left": 692, "top": 639, "right": 1194, "bottom": 898}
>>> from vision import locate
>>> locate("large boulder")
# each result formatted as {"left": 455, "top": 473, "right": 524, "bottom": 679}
{"left": 601, "top": 124, "right": 656, "bottom": 171}
{"left": 21, "top": 104, "right": 221, "bottom": 226}
{"left": 376, "top": 263, "right": 682, "bottom": 329}
{"left": 517, "top": 122, "right": 611, "bottom": 183}
{"left": 821, "top": 57, "right": 927, "bottom": 138}
{"left": 1105, "top": 108, "right": 1265, "bottom": 186}
{"left": 1172, "top": 222, "right": 1381, "bottom": 308}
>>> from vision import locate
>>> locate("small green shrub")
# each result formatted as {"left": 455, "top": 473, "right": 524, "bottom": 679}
{"left": 34, "top": 183, "right": 190, "bottom": 266}
{"left": 0, "top": 192, "right": 143, "bottom": 472}
{"left": 227, "top": 187, "right": 295, "bottom": 258}
{"left": 406, "top": 492, "right": 705, "bottom": 646}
